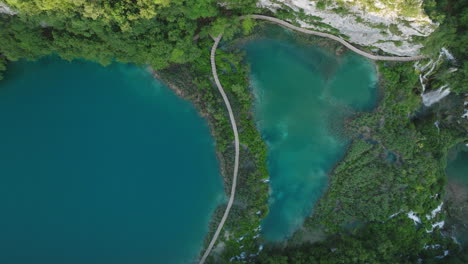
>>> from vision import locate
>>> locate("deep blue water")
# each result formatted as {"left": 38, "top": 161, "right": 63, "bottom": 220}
{"left": 0, "top": 58, "right": 224, "bottom": 264}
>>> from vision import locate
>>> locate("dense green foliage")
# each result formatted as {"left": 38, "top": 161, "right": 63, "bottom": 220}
{"left": 0, "top": 0, "right": 269, "bottom": 260}
{"left": 0, "top": 56, "right": 6, "bottom": 80}
{"left": 153, "top": 35, "right": 270, "bottom": 261}
{"left": 259, "top": 216, "right": 458, "bottom": 264}
{"left": 0, "top": 0, "right": 254, "bottom": 69}
{"left": 258, "top": 60, "right": 466, "bottom": 264}
{"left": 211, "top": 46, "right": 271, "bottom": 261}
{"left": 268, "top": 2, "right": 467, "bottom": 263}
{"left": 423, "top": 0, "right": 468, "bottom": 94}
{"left": 1, "top": 1, "right": 467, "bottom": 263}
{"left": 310, "top": 62, "right": 459, "bottom": 230}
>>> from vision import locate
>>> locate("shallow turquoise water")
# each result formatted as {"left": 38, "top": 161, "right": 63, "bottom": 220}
{"left": 244, "top": 32, "right": 378, "bottom": 241}
{"left": 446, "top": 144, "right": 468, "bottom": 244}
{"left": 0, "top": 58, "right": 224, "bottom": 264}
{"left": 446, "top": 144, "right": 468, "bottom": 185}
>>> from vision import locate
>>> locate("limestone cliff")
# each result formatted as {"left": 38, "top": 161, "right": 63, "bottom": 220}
{"left": 258, "top": 0, "right": 436, "bottom": 56}
{"left": 0, "top": 2, "right": 17, "bottom": 15}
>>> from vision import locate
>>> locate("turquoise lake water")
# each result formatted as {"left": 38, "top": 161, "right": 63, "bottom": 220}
{"left": 0, "top": 58, "right": 224, "bottom": 264}
{"left": 446, "top": 144, "right": 468, "bottom": 185}
{"left": 446, "top": 144, "right": 468, "bottom": 244}
{"left": 243, "top": 30, "right": 378, "bottom": 241}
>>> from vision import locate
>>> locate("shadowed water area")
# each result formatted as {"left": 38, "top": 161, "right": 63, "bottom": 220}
{"left": 0, "top": 58, "right": 225, "bottom": 264}
{"left": 446, "top": 144, "right": 468, "bottom": 185}
{"left": 243, "top": 27, "right": 378, "bottom": 241}
{"left": 445, "top": 144, "right": 468, "bottom": 244}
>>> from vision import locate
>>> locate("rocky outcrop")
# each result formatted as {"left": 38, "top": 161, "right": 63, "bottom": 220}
{"left": 0, "top": 2, "right": 17, "bottom": 15}
{"left": 415, "top": 49, "right": 456, "bottom": 107}
{"left": 258, "top": 0, "right": 437, "bottom": 56}
{"left": 248, "top": 14, "right": 426, "bottom": 61}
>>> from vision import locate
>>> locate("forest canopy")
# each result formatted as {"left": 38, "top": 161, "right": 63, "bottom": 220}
{"left": 1, "top": 1, "right": 467, "bottom": 263}
{"left": 0, "top": 0, "right": 248, "bottom": 69}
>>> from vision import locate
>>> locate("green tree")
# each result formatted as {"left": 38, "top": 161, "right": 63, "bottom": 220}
{"left": 0, "top": 56, "right": 6, "bottom": 80}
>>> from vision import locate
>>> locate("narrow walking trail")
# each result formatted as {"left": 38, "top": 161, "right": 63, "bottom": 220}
{"left": 199, "top": 34, "right": 240, "bottom": 264}
{"left": 199, "top": 15, "right": 426, "bottom": 264}
{"left": 249, "top": 15, "right": 427, "bottom": 61}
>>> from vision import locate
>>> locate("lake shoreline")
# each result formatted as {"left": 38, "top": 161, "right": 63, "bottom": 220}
{"left": 444, "top": 143, "right": 468, "bottom": 245}
{"left": 149, "top": 23, "right": 384, "bottom": 260}
{"left": 148, "top": 64, "right": 242, "bottom": 262}
{"left": 148, "top": 66, "right": 231, "bottom": 187}
{"left": 0, "top": 58, "right": 225, "bottom": 264}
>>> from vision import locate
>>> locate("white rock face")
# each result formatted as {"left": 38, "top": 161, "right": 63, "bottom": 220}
{"left": 258, "top": 0, "right": 437, "bottom": 56}
{"left": 388, "top": 210, "right": 402, "bottom": 219}
{"left": 461, "top": 109, "right": 468, "bottom": 119}
{"left": 422, "top": 85, "right": 450, "bottom": 107}
{"left": 426, "top": 202, "right": 443, "bottom": 220}
{"left": 415, "top": 49, "right": 457, "bottom": 107}
{"left": 0, "top": 2, "right": 17, "bottom": 15}
{"left": 407, "top": 211, "right": 421, "bottom": 224}
{"left": 426, "top": 220, "right": 445, "bottom": 233}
